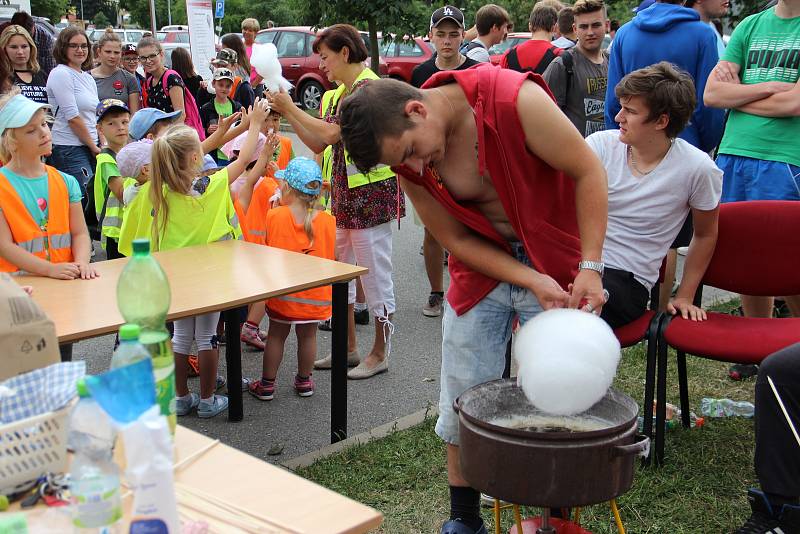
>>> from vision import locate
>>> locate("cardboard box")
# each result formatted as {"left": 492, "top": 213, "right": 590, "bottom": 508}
{"left": 0, "top": 273, "right": 60, "bottom": 381}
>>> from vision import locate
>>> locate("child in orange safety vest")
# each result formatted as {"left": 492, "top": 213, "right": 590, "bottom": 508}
{"left": 247, "top": 157, "right": 335, "bottom": 401}
{"left": 0, "top": 90, "right": 97, "bottom": 280}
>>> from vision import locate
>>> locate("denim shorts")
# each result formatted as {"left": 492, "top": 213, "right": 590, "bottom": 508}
{"left": 435, "top": 243, "right": 544, "bottom": 445}
{"left": 718, "top": 154, "right": 800, "bottom": 202}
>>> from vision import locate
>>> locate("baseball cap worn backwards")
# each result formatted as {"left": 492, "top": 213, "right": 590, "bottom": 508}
{"left": 275, "top": 157, "right": 323, "bottom": 196}
{"left": 129, "top": 107, "right": 182, "bottom": 140}
{"left": 0, "top": 94, "right": 48, "bottom": 137}
{"left": 430, "top": 5, "right": 465, "bottom": 29}
{"left": 214, "top": 48, "right": 237, "bottom": 65}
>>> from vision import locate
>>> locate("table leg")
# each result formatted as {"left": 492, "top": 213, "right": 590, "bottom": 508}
{"left": 331, "top": 281, "right": 348, "bottom": 443}
{"left": 225, "top": 307, "right": 245, "bottom": 422}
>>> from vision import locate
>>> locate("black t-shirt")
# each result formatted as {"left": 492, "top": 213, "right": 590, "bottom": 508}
{"left": 410, "top": 56, "right": 479, "bottom": 89}
{"left": 13, "top": 70, "right": 48, "bottom": 104}
{"left": 182, "top": 73, "right": 204, "bottom": 104}
{"left": 145, "top": 71, "right": 184, "bottom": 112}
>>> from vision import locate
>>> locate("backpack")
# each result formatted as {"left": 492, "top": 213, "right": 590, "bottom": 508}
{"left": 143, "top": 69, "right": 206, "bottom": 141}
{"left": 83, "top": 148, "right": 114, "bottom": 241}
{"left": 460, "top": 40, "right": 486, "bottom": 55}
{"left": 505, "top": 44, "right": 559, "bottom": 75}
{"left": 560, "top": 50, "right": 574, "bottom": 111}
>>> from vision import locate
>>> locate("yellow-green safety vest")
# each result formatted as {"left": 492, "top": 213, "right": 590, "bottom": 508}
{"left": 320, "top": 69, "right": 395, "bottom": 190}
{"left": 93, "top": 151, "right": 123, "bottom": 245}
{"left": 117, "top": 169, "right": 241, "bottom": 256}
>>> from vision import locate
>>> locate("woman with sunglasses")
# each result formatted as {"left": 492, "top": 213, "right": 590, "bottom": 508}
{"left": 0, "top": 25, "right": 47, "bottom": 104}
{"left": 45, "top": 27, "right": 99, "bottom": 199}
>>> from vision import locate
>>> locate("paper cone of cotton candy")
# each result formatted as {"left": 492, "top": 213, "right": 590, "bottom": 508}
{"left": 515, "top": 309, "right": 620, "bottom": 415}
{"left": 251, "top": 43, "right": 292, "bottom": 93}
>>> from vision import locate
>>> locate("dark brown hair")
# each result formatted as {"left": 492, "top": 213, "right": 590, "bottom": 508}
{"left": 221, "top": 33, "right": 251, "bottom": 74}
{"left": 615, "top": 61, "right": 697, "bottom": 139}
{"left": 475, "top": 4, "right": 511, "bottom": 35}
{"left": 170, "top": 47, "right": 196, "bottom": 79}
{"left": 529, "top": 4, "right": 559, "bottom": 32}
{"left": 312, "top": 24, "right": 368, "bottom": 64}
{"left": 573, "top": 0, "right": 607, "bottom": 16}
{"left": 53, "top": 26, "right": 93, "bottom": 69}
{"left": 557, "top": 7, "right": 575, "bottom": 35}
{"left": 340, "top": 78, "right": 420, "bottom": 174}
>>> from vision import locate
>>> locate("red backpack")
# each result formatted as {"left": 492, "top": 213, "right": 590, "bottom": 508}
{"left": 143, "top": 69, "right": 206, "bottom": 141}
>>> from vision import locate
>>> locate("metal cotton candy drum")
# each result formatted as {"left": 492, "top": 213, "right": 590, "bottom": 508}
{"left": 452, "top": 379, "right": 649, "bottom": 508}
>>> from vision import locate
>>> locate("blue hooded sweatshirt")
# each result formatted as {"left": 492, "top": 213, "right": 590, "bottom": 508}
{"left": 604, "top": 3, "right": 725, "bottom": 153}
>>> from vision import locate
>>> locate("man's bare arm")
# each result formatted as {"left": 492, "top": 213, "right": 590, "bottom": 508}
{"left": 516, "top": 80, "right": 608, "bottom": 310}
{"left": 704, "top": 61, "right": 793, "bottom": 109}
{"left": 738, "top": 78, "right": 800, "bottom": 117}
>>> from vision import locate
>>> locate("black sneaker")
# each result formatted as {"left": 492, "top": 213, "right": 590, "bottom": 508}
{"left": 734, "top": 489, "right": 780, "bottom": 534}
{"left": 730, "top": 364, "right": 759, "bottom": 381}
{"left": 779, "top": 503, "right": 800, "bottom": 534}
{"left": 318, "top": 319, "right": 332, "bottom": 331}
{"left": 354, "top": 308, "right": 370, "bottom": 325}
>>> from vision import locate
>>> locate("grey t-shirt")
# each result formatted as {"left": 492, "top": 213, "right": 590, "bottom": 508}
{"left": 543, "top": 49, "right": 609, "bottom": 138}
{"left": 93, "top": 69, "right": 140, "bottom": 103}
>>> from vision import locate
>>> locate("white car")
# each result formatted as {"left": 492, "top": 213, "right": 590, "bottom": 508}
{"left": 88, "top": 28, "right": 147, "bottom": 46}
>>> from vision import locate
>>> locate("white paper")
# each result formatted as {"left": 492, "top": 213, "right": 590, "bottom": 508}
{"left": 185, "top": 0, "right": 217, "bottom": 82}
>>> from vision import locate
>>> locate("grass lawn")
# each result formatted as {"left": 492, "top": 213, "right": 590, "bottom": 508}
{"left": 298, "top": 299, "right": 758, "bottom": 533}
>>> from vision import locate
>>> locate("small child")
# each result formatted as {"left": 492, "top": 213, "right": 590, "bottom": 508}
{"left": 93, "top": 99, "right": 130, "bottom": 259}
{"left": 120, "top": 98, "right": 270, "bottom": 417}
{"left": 199, "top": 68, "right": 243, "bottom": 166}
{"left": 0, "top": 90, "right": 97, "bottom": 280}
{"left": 248, "top": 157, "right": 336, "bottom": 401}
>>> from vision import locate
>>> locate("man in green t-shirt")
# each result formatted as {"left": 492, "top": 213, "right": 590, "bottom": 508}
{"left": 704, "top": 0, "right": 800, "bottom": 321}
{"left": 199, "top": 68, "right": 243, "bottom": 165}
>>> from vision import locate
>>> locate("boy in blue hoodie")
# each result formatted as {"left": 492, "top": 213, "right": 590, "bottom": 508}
{"left": 604, "top": 0, "right": 725, "bottom": 153}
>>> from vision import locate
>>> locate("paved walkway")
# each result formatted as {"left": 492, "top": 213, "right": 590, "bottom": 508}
{"left": 75, "top": 133, "right": 734, "bottom": 464}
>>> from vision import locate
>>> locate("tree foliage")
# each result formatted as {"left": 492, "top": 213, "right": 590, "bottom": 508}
{"left": 31, "top": 0, "right": 70, "bottom": 23}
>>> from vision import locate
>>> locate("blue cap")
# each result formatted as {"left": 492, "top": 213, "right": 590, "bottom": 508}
{"left": 96, "top": 98, "right": 129, "bottom": 120}
{"left": 0, "top": 94, "right": 48, "bottom": 137}
{"left": 633, "top": 0, "right": 655, "bottom": 12}
{"left": 129, "top": 107, "right": 182, "bottom": 140}
{"left": 275, "top": 157, "right": 322, "bottom": 196}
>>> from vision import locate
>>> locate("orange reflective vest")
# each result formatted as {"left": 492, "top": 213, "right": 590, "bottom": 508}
{"left": 265, "top": 206, "right": 335, "bottom": 321}
{"left": 0, "top": 166, "right": 73, "bottom": 273}
{"left": 236, "top": 136, "right": 293, "bottom": 245}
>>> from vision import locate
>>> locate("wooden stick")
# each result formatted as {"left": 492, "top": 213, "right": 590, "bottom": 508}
{"left": 175, "top": 482, "right": 304, "bottom": 534}
{"left": 175, "top": 487, "right": 279, "bottom": 533}
{"left": 173, "top": 439, "right": 221, "bottom": 472}
{"left": 767, "top": 376, "right": 800, "bottom": 449}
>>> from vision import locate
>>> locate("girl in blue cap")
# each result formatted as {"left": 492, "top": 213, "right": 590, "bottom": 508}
{"left": 248, "top": 157, "right": 335, "bottom": 401}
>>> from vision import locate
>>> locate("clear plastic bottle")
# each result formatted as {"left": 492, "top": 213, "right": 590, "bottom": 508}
{"left": 109, "top": 324, "right": 150, "bottom": 370}
{"left": 700, "top": 398, "right": 755, "bottom": 418}
{"left": 116, "top": 239, "right": 177, "bottom": 434}
{"left": 69, "top": 379, "right": 122, "bottom": 533}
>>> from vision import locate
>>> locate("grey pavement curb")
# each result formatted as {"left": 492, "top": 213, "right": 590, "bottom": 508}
{"left": 281, "top": 405, "right": 439, "bottom": 471}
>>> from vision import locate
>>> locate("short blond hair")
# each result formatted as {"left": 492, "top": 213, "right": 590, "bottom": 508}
{"left": 241, "top": 18, "right": 260, "bottom": 32}
{"left": 573, "top": 0, "right": 607, "bottom": 16}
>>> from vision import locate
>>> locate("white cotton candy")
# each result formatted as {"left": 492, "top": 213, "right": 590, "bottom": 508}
{"left": 250, "top": 43, "right": 292, "bottom": 93}
{"left": 514, "top": 309, "right": 620, "bottom": 415}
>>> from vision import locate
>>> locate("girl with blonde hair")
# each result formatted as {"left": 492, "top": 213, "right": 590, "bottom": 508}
{"left": 0, "top": 25, "right": 46, "bottom": 104}
{"left": 120, "top": 98, "right": 270, "bottom": 417}
{"left": 91, "top": 28, "right": 140, "bottom": 113}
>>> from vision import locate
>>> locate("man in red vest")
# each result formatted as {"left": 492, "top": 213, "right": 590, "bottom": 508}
{"left": 340, "top": 65, "right": 608, "bottom": 534}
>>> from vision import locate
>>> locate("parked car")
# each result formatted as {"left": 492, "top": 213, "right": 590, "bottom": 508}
{"left": 255, "top": 26, "right": 388, "bottom": 111}
{"left": 488, "top": 32, "right": 531, "bottom": 65}
{"left": 88, "top": 27, "right": 147, "bottom": 46}
{"left": 378, "top": 36, "right": 433, "bottom": 83}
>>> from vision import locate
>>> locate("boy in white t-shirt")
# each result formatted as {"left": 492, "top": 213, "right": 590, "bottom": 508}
{"left": 586, "top": 62, "right": 723, "bottom": 328}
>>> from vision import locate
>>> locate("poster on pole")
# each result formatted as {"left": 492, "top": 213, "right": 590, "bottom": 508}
{"left": 186, "top": 0, "right": 216, "bottom": 82}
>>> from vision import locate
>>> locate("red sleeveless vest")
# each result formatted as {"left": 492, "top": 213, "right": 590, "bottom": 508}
{"left": 394, "top": 64, "right": 581, "bottom": 315}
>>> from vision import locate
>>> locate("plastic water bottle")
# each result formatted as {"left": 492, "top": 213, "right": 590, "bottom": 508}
{"left": 116, "top": 239, "right": 177, "bottom": 434}
{"left": 69, "top": 379, "right": 122, "bottom": 533}
{"left": 700, "top": 398, "right": 755, "bottom": 418}
{"left": 109, "top": 324, "right": 150, "bottom": 369}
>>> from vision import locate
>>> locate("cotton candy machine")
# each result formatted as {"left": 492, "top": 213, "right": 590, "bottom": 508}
{"left": 453, "top": 379, "right": 649, "bottom": 533}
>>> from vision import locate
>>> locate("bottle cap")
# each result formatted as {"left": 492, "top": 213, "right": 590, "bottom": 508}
{"left": 132, "top": 239, "right": 151, "bottom": 254}
{"left": 119, "top": 323, "right": 141, "bottom": 341}
{"left": 76, "top": 378, "right": 89, "bottom": 398}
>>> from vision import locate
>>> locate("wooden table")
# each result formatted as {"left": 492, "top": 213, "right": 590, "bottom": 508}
{"left": 18, "top": 240, "right": 366, "bottom": 442}
{"left": 12, "top": 426, "right": 383, "bottom": 533}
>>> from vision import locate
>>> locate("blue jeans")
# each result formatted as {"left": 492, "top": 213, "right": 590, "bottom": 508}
{"left": 435, "top": 243, "right": 544, "bottom": 445}
{"left": 49, "top": 144, "right": 95, "bottom": 199}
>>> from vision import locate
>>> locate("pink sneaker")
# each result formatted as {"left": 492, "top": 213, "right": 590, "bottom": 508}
{"left": 240, "top": 323, "right": 265, "bottom": 351}
{"left": 248, "top": 378, "right": 275, "bottom": 401}
{"left": 293, "top": 374, "right": 315, "bottom": 397}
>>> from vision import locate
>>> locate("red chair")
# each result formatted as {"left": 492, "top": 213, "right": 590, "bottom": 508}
{"left": 652, "top": 201, "right": 800, "bottom": 465}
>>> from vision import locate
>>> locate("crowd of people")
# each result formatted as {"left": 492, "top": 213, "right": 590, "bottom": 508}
{"left": 0, "top": 2, "right": 796, "bottom": 533}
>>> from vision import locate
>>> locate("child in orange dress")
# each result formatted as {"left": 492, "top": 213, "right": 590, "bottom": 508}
{"left": 248, "top": 157, "right": 335, "bottom": 400}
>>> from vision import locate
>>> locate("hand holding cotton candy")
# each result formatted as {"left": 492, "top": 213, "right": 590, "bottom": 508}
{"left": 515, "top": 309, "right": 621, "bottom": 415}
{"left": 250, "top": 43, "right": 292, "bottom": 93}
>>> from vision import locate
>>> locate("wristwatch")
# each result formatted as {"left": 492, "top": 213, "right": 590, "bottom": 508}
{"left": 578, "top": 260, "right": 605, "bottom": 276}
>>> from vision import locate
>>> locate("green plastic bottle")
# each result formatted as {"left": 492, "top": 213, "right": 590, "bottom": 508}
{"left": 116, "top": 239, "right": 177, "bottom": 434}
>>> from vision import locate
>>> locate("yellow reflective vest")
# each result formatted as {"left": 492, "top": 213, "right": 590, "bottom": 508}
{"left": 93, "top": 150, "right": 123, "bottom": 246}
{"left": 118, "top": 168, "right": 241, "bottom": 256}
